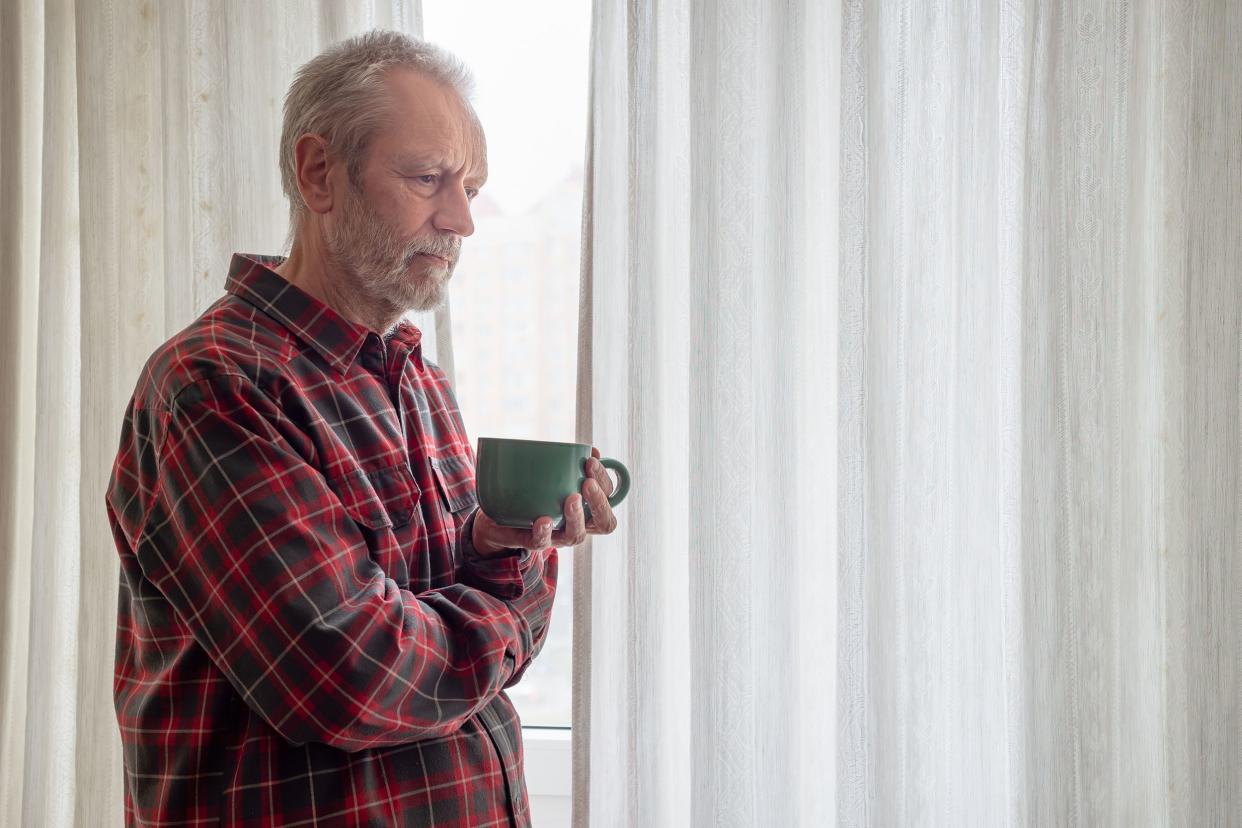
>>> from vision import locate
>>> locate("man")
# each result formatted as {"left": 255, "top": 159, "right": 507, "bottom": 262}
{"left": 106, "top": 30, "right": 617, "bottom": 826}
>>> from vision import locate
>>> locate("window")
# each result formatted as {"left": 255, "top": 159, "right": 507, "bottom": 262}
{"left": 421, "top": 7, "right": 589, "bottom": 819}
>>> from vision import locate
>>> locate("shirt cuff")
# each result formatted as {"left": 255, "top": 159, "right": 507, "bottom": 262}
{"left": 458, "top": 508, "right": 534, "bottom": 599}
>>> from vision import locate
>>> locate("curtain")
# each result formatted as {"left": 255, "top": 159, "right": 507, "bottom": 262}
{"left": 573, "top": 1, "right": 838, "bottom": 825}
{"left": 839, "top": 2, "right": 1240, "bottom": 823}
{"left": 576, "top": 1, "right": 1240, "bottom": 826}
{"left": 0, "top": 3, "right": 437, "bottom": 825}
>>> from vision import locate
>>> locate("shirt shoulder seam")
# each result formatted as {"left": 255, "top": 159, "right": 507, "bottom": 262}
{"left": 165, "top": 371, "right": 277, "bottom": 415}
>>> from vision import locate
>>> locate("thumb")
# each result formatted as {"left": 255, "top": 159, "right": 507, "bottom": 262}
{"left": 476, "top": 510, "right": 554, "bottom": 553}
{"left": 527, "top": 516, "right": 556, "bottom": 550}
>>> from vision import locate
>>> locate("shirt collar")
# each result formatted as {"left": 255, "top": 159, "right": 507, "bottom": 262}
{"left": 224, "top": 253, "right": 425, "bottom": 375}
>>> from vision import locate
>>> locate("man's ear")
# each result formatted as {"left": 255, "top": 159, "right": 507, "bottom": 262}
{"left": 292, "top": 134, "right": 338, "bottom": 216}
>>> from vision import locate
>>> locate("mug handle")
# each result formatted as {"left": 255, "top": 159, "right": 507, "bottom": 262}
{"left": 583, "top": 457, "right": 630, "bottom": 522}
{"left": 599, "top": 458, "right": 630, "bottom": 508}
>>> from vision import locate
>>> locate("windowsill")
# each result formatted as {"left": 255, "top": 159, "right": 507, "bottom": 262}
{"left": 522, "top": 727, "right": 571, "bottom": 798}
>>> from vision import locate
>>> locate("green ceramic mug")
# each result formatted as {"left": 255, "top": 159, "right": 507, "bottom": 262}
{"left": 476, "top": 437, "right": 631, "bottom": 530}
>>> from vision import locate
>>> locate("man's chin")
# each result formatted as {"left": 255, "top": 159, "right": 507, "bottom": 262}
{"left": 395, "top": 284, "right": 448, "bottom": 314}
{"left": 361, "top": 261, "right": 453, "bottom": 314}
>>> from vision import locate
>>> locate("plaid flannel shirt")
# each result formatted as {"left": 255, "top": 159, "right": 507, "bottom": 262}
{"left": 106, "top": 253, "right": 558, "bottom": 826}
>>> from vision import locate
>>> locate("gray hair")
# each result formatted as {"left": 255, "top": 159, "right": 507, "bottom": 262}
{"left": 279, "top": 30, "right": 475, "bottom": 235}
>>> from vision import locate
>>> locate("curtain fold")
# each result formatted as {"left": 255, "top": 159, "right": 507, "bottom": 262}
{"left": 577, "top": 0, "right": 1240, "bottom": 825}
{"left": 574, "top": 1, "right": 839, "bottom": 825}
{"left": 840, "top": 1, "right": 1241, "bottom": 823}
{"left": 0, "top": 3, "right": 431, "bottom": 824}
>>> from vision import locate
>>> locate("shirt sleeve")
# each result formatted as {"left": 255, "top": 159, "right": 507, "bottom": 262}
{"left": 134, "top": 373, "right": 554, "bottom": 751}
{"left": 456, "top": 508, "right": 558, "bottom": 689}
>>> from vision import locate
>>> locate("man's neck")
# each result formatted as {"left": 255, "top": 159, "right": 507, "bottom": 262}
{"left": 276, "top": 235, "right": 401, "bottom": 336}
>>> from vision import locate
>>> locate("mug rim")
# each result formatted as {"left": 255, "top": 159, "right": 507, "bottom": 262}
{"left": 477, "top": 436, "right": 591, "bottom": 451}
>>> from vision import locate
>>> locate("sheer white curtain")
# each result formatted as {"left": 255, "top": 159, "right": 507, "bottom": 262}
{"left": 573, "top": 1, "right": 838, "bottom": 825}
{"left": 576, "top": 0, "right": 1240, "bottom": 825}
{"left": 839, "top": 2, "right": 1240, "bottom": 823}
{"left": 0, "top": 3, "right": 436, "bottom": 825}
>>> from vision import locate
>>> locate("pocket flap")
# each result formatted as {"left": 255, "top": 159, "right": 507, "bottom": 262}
{"left": 429, "top": 453, "right": 479, "bottom": 514}
{"left": 327, "top": 464, "right": 420, "bottom": 529}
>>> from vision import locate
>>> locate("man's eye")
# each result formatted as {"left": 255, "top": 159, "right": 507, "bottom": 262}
{"left": 412, "top": 174, "right": 438, "bottom": 185}
{"left": 466, "top": 188, "right": 479, "bottom": 200}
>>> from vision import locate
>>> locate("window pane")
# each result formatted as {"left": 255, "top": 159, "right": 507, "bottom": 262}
{"left": 423, "top": 1, "right": 590, "bottom": 729}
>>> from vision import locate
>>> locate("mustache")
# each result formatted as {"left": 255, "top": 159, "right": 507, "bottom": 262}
{"left": 404, "top": 236, "right": 461, "bottom": 262}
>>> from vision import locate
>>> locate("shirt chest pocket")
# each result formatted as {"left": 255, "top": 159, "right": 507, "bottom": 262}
{"left": 429, "top": 453, "right": 479, "bottom": 516}
{"left": 326, "top": 463, "right": 421, "bottom": 587}
{"left": 427, "top": 453, "right": 478, "bottom": 571}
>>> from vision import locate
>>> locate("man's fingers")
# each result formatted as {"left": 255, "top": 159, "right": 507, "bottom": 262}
{"left": 582, "top": 478, "right": 617, "bottom": 533}
{"left": 491, "top": 519, "right": 553, "bottom": 551}
{"left": 529, "top": 517, "right": 555, "bottom": 549}
{"left": 483, "top": 468, "right": 612, "bottom": 553}
{"left": 551, "top": 493, "right": 587, "bottom": 547}
{"left": 586, "top": 457, "right": 614, "bottom": 497}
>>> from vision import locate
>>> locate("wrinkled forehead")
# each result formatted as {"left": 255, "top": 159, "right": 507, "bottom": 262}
{"left": 373, "top": 67, "right": 488, "bottom": 182}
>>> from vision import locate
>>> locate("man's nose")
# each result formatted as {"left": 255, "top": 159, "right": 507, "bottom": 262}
{"left": 432, "top": 186, "right": 475, "bottom": 238}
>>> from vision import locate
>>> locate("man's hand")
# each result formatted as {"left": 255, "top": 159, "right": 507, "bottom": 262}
{"left": 472, "top": 447, "right": 620, "bottom": 556}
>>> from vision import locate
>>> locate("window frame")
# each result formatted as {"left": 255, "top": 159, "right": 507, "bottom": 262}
{"left": 522, "top": 726, "right": 571, "bottom": 795}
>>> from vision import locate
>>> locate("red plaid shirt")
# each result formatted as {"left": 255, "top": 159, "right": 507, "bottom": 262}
{"left": 106, "top": 254, "right": 557, "bottom": 826}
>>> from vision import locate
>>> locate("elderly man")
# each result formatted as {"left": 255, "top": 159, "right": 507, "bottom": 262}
{"left": 106, "top": 30, "right": 615, "bottom": 826}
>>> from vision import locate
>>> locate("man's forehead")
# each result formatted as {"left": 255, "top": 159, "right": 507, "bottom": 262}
{"left": 378, "top": 69, "right": 487, "bottom": 179}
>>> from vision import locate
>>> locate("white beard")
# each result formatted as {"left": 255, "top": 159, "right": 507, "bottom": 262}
{"left": 325, "top": 185, "right": 460, "bottom": 314}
